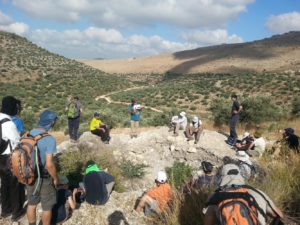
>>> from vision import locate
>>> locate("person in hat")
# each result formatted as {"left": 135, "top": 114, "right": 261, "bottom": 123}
{"left": 283, "top": 128, "right": 299, "bottom": 152}
{"left": 170, "top": 112, "right": 187, "bottom": 137}
{"left": 82, "top": 160, "right": 115, "bottom": 205}
{"left": 204, "top": 164, "right": 283, "bottom": 225}
{"left": 185, "top": 116, "right": 203, "bottom": 144}
{"left": 235, "top": 132, "right": 254, "bottom": 151}
{"left": 51, "top": 176, "right": 77, "bottom": 225}
{"left": 128, "top": 98, "right": 143, "bottom": 138}
{"left": 246, "top": 131, "right": 266, "bottom": 157}
{"left": 90, "top": 112, "right": 111, "bottom": 144}
{"left": 0, "top": 96, "right": 25, "bottom": 222}
{"left": 27, "top": 110, "right": 60, "bottom": 225}
{"left": 194, "top": 161, "right": 217, "bottom": 189}
{"left": 236, "top": 151, "right": 255, "bottom": 180}
{"left": 135, "top": 171, "right": 172, "bottom": 215}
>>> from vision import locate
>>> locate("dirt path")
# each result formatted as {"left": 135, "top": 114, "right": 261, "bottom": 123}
{"left": 95, "top": 86, "right": 163, "bottom": 113}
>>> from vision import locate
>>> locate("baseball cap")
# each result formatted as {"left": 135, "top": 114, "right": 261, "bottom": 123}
{"left": 219, "top": 164, "right": 245, "bottom": 187}
{"left": 242, "top": 132, "right": 250, "bottom": 139}
{"left": 179, "top": 112, "right": 186, "bottom": 117}
{"left": 192, "top": 116, "right": 199, "bottom": 123}
{"left": 236, "top": 151, "right": 250, "bottom": 162}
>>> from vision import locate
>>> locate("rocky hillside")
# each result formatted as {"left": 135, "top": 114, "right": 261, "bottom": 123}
{"left": 81, "top": 31, "right": 300, "bottom": 74}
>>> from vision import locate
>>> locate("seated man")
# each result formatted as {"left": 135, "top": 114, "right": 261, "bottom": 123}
{"left": 194, "top": 161, "right": 217, "bottom": 189}
{"left": 135, "top": 171, "right": 172, "bottom": 216}
{"left": 246, "top": 131, "right": 266, "bottom": 157}
{"left": 235, "top": 132, "right": 254, "bottom": 151}
{"left": 90, "top": 112, "right": 111, "bottom": 144}
{"left": 284, "top": 128, "right": 299, "bottom": 153}
{"left": 235, "top": 151, "right": 256, "bottom": 180}
{"left": 169, "top": 112, "right": 187, "bottom": 137}
{"left": 185, "top": 116, "right": 203, "bottom": 144}
{"left": 51, "top": 176, "right": 77, "bottom": 225}
{"left": 83, "top": 160, "right": 115, "bottom": 205}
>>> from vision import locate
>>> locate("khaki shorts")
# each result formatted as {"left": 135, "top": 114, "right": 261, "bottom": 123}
{"left": 27, "top": 178, "right": 57, "bottom": 211}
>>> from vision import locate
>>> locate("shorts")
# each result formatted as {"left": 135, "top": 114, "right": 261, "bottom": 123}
{"left": 27, "top": 178, "right": 57, "bottom": 211}
{"left": 144, "top": 199, "right": 160, "bottom": 216}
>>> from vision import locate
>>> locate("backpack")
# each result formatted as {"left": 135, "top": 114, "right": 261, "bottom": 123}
{"left": 10, "top": 132, "right": 49, "bottom": 185}
{"left": 0, "top": 118, "right": 11, "bottom": 154}
{"left": 206, "top": 186, "right": 266, "bottom": 225}
{"left": 67, "top": 102, "right": 79, "bottom": 119}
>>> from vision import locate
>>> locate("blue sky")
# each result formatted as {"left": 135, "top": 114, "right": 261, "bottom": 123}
{"left": 0, "top": 0, "right": 299, "bottom": 59}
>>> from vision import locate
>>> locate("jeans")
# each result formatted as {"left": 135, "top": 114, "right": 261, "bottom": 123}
{"left": 229, "top": 115, "right": 239, "bottom": 144}
{"left": 68, "top": 117, "right": 80, "bottom": 140}
{"left": 0, "top": 155, "right": 25, "bottom": 217}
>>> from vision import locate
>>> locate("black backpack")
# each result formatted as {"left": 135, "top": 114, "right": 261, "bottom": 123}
{"left": 0, "top": 118, "right": 11, "bottom": 154}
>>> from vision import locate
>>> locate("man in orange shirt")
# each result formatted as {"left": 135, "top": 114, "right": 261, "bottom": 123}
{"left": 135, "top": 171, "right": 172, "bottom": 215}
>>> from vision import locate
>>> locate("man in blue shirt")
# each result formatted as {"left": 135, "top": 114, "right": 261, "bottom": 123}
{"left": 128, "top": 98, "right": 142, "bottom": 138}
{"left": 26, "top": 110, "right": 60, "bottom": 225}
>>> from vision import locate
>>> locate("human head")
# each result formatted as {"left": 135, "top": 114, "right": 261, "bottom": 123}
{"left": 94, "top": 112, "right": 100, "bottom": 118}
{"left": 1, "top": 96, "right": 19, "bottom": 116}
{"left": 179, "top": 111, "right": 186, "bottom": 117}
{"left": 219, "top": 164, "right": 245, "bottom": 187}
{"left": 254, "top": 131, "right": 262, "bottom": 138}
{"left": 74, "top": 96, "right": 79, "bottom": 102}
{"left": 284, "top": 128, "right": 294, "bottom": 136}
{"left": 236, "top": 151, "right": 250, "bottom": 162}
{"left": 192, "top": 116, "right": 199, "bottom": 123}
{"left": 242, "top": 132, "right": 250, "bottom": 139}
{"left": 37, "top": 110, "right": 58, "bottom": 130}
{"left": 131, "top": 98, "right": 136, "bottom": 105}
{"left": 222, "top": 156, "right": 234, "bottom": 165}
{"left": 201, "top": 161, "right": 213, "bottom": 174}
{"left": 85, "top": 160, "right": 101, "bottom": 174}
{"left": 231, "top": 94, "right": 237, "bottom": 101}
{"left": 155, "top": 171, "right": 167, "bottom": 184}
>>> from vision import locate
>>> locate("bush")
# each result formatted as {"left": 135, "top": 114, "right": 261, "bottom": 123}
{"left": 291, "top": 97, "right": 300, "bottom": 117}
{"left": 209, "top": 98, "right": 231, "bottom": 126}
{"left": 166, "top": 161, "right": 192, "bottom": 189}
{"left": 120, "top": 160, "right": 147, "bottom": 179}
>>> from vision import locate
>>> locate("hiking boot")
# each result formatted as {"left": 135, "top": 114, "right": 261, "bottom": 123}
{"left": 194, "top": 140, "right": 198, "bottom": 144}
{"left": 11, "top": 208, "right": 26, "bottom": 222}
{"left": 173, "top": 133, "right": 179, "bottom": 137}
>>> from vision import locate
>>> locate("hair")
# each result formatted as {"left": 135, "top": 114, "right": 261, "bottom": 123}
{"left": 1, "top": 96, "right": 19, "bottom": 116}
{"left": 231, "top": 94, "right": 237, "bottom": 99}
{"left": 74, "top": 96, "right": 79, "bottom": 100}
{"left": 85, "top": 160, "right": 95, "bottom": 169}
{"left": 201, "top": 161, "right": 213, "bottom": 173}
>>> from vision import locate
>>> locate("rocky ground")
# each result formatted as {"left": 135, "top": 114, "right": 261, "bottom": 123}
{"left": 1, "top": 127, "right": 237, "bottom": 225}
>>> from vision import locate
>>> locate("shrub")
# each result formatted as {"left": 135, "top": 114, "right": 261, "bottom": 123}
{"left": 209, "top": 98, "right": 231, "bottom": 126}
{"left": 291, "top": 97, "right": 300, "bottom": 117}
{"left": 120, "top": 160, "right": 147, "bottom": 179}
{"left": 166, "top": 161, "right": 192, "bottom": 189}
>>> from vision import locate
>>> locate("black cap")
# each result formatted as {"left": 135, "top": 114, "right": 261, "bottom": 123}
{"left": 1, "top": 96, "right": 19, "bottom": 116}
{"left": 201, "top": 161, "right": 213, "bottom": 173}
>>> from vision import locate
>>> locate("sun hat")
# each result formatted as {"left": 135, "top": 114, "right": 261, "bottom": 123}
{"left": 179, "top": 111, "right": 186, "bottom": 117}
{"left": 236, "top": 151, "right": 250, "bottom": 162}
{"left": 192, "top": 116, "right": 199, "bottom": 123}
{"left": 156, "top": 171, "right": 167, "bottom": 183}
{"left": 242, "top": 132, "right": 250, "bottom": 139}
{"left": 59, "top": 176, "right": 69, "bottom": 185}
{"left": 201, "top": 161, "right": 213, "bottom": 173}
{"left": 219, "top": 164, "right": 245, "bottom": 187}
{"left": 38, "top": 110, "right": 58, "bottom": 130}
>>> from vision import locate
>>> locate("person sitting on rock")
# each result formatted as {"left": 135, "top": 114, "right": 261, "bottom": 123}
{"left": 194, "top": 161, "right": 217, "bottom": 189}
{"left": 83, "top": 160, "right": 115, "bottom": 205}
{"left": 90, "top": 112, "right": 111, "bottom": 144}
{"left": 185, "top": 116, "right": 203, "bottom": 144}
{"left": 51, "top": 176, "right": 77, "bottom": 225}
{"left": 135, "top": 171, "right": 172, "bottom": 216}
{"left": 169, "top": 112, "right": 187, "bottom": 137}
{"left": 283, "top": 128, "right": 299, "bottom": 153}
{"left": 246, "top": 131, "right": 266, "bottom": 157}
{"left": 235, "top": 132, "right": 254, "bottom": 151}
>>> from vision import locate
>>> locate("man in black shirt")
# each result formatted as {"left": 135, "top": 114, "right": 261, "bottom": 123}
{"left": 284, "top": 128, "right": 299, "bottom": 153}
{"left": 83, "top": 161, "right": 115, "bottom": 205}
{"left": 228, "top": 94, "right": 242, "bottom": 145}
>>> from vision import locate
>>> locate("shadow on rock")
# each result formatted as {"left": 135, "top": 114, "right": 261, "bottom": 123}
{"left": 107, "top": 210, "right": 129, "bottom": 225}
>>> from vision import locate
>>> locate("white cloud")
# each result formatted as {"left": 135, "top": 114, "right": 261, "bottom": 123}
{"left": 266, "top": 12, "right": 300, "bottom": 33}
{"left": 27, "top": 27, "right": 197, "bottom": 59}
{"left": 12, "top": 0, "right": 255, "bottom": 29}
{"left": 181, "top": 29, "right": 243, "bottom": 45}
{"left": 0, "top": 11, "right": 29, "bottom": 35}
{"left": 0, "top": 10, "right": 13, "bottom": 25}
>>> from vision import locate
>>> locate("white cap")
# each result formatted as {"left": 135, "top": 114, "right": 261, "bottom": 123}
{"left": 156, "top": 171, "right": 167, "bottom": 183}
{"left": 236, "top": 151, "right": 250, "bottom": 162}
{"left": 242, "top": 132, "right": 250, "bottom": 139}
{"left": 179, "top": 111, "right": 186, "bottom": 117}
{"left": 192, "top": 116, "right": 199, "bottom": 123}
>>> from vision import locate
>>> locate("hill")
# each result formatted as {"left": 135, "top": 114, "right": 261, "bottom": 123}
{"left": 80, "top": 32, "right": 300, "bottom": 74}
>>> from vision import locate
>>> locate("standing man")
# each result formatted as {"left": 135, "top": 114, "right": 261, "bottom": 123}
{"left": 228, "top": 94, "right": 242, "bottom": 146}
{"left": 128, "top": 98, "right": 142, "bottom": 138}
{"left": 26, "top": 110, "right": 60, "bottom": 225}
{"left": 0, "top": 96, "right": 25, "bottom": 222}
{"left": 65, "top": 96, "right": 83, "bottom": 142}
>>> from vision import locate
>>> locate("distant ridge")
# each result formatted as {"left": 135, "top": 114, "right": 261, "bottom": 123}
{"left": 81, "top": 31, "right": 300, "bottom": 74}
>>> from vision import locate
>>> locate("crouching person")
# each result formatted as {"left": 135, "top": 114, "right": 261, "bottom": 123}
{"left": 51, "top": 176, "right": 77, "bottom": 225}
{"left": 135, "top": 171, "right": 172, "bottom": 216}
{"left": 90, "top": 112, "right": 111, "bottom": 144}
{"left": 185, "top": 116, "right": 203, "bottom": 144}
{"left": 83, "top": 160, "right": 115, "bottom": 205}
{"left": 27, "top": 110, "right": 60, "bottom": 225}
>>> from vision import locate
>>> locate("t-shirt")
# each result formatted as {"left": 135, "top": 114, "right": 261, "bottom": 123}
{"left": 29, "top": 129, "right": 56, "bottom": 166}
{"left": 178, "top": 116, "right": 187, "bottom": 129}
{"left": 253, "top": 137, "right": 266, "bottom": 155}
{"left": 147, "top": 183, "right": 172, "bottom": 211}
{"left": 171, "top": 116, "right": 179, "bottom": 123}
{"left": 89, "top": 117, "right": 103, "bottom": 131}
{"left": 231, "top": 100, "right": 240, "bottom": 116}
{"left": 128, "top": 104, "right": 140, "bottom": 121}
{"left": 0, "top": 113, "right": 20, "bottom": 155}
{"left": 287, "top": 134, "right": 299, "bottom": 150}
{"left": 51, "top": 189, "right": 71, "bottom": 224}
{"left": 84, "top": 171, "right": 115, "bottom": 205}
{"left": 12, "top": 116, "right": 24, "bottom": 134}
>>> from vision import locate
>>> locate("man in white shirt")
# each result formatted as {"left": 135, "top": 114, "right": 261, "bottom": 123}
{"left": 169, "top": 112, "right": 187, "bottom": 136}
{"left": 247, "top": 131, "right": 266, "bottom": 157}
{"left": 0, "top": 96, "right": 25, "bottom": 222}
{"left": 185, "top": 116, "right": 203, "bottom": 144}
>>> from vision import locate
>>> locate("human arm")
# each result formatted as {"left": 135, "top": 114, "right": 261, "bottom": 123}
{"left": 45, "top": 154, "right": 59, "bottom": 187}
{"left": 203, "top": 206, "right": 217, "bottom": 225}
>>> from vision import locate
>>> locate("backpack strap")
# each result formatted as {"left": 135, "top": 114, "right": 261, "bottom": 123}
{"left": 0, "top": 118, "right": 11, "bottom": 125}
{"left": 0, "top": 118, "right": 12, "bottom": 153}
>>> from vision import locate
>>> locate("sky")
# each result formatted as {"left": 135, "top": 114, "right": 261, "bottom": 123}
{"left": 0, "top": 0, "right": 300, "bottom": 59}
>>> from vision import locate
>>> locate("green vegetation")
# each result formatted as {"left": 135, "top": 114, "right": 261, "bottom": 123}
{"left": 166, "top": 161, "right": 192, "bottom": 189}
{"left": 120, "top": 160, "right": 148, "bottom": 179}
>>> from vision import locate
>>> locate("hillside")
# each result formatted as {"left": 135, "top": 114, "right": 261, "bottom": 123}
{"left": 81, "top": 32, "right": 300, "bottom": 74}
